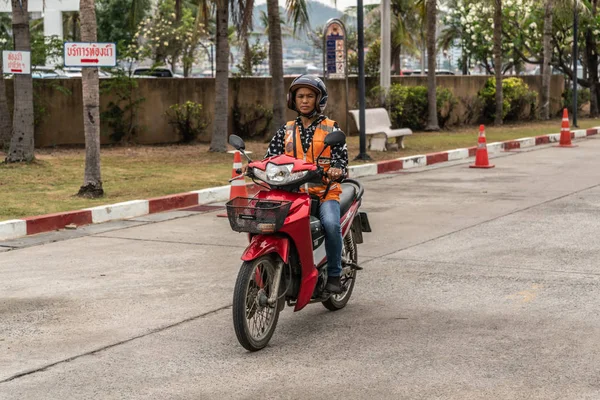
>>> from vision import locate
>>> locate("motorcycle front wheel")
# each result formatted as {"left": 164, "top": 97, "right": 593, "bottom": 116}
{"left": 232, "top": 255, "right": 282, "bottom": 351}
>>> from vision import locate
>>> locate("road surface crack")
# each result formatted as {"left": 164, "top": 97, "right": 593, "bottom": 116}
{"left": 0, "top": 305, "right": 232, "bottom": 384}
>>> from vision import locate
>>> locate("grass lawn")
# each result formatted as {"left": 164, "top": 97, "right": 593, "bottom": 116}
{"left": 1, "top": 118, "right": 598, "bottom": 221}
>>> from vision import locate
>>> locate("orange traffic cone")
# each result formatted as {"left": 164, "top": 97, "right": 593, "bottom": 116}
{"left": 217, "top": 151, "right": 248, "bottom": 217}
{"left": 470, "top": 125, "right": 495, "bottom": 169}
{"left": 556, "top": 108, "right": 577, "bottom": 148}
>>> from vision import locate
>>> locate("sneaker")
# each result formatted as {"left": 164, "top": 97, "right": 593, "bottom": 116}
{"left": 325, "top": 275, "right": 342, "bottom": 294}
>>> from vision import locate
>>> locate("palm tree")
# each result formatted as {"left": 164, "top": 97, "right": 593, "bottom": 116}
{"left": 230, "top": 0, "right": 255, "bottom": 76}
{"left": 209, "top": 0, "right": 255, "bottom": 151}
{"left": 541, "top": 0, "right": 553, "bottom": 120}
{"left": 0, "top": 18, "right": 11, "bottom": 148}
{"left": 63, "top": 12, "right": 80, "bottom": 41}
{"left": 425, "top": 0, "right": 439, "bottom": 131}
{"left": 390, "top": 0, "right": 419, "bottom": 74}
{"left": 267, "top": 0, "right": 286, "bottom": 129}
{"left": 210, "top": 0, "right": 230, "bottom": 152}
{"left": 0, "top": 60, "right": 11, "bottom": 149}
{"left": 493, "top": 0, "right": 503, "bottom": 125}
{"left": 6, "top": 0, "right": 35, "bottom": 163}
{"left": 78, "top": 0, "right": 104, "bottom": 197}
{"left": 583, "top": 0, "right": 598, "bottom": 117}
{"left": 257, "top": 10, "right": 294, "bottom": 38}
{"left": 350, "top": 1, "right": 418, "bottom": 75}
{"left": 414, "top": 0, "right": 427, "bottom": 73}
{"left": 265, "top": 0, "right": 310, "bottom": 129}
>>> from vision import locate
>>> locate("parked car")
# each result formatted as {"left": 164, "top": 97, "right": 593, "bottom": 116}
{"left": 31, "top": 66, "right": 69, "bottom": 79}
{"left": 61, "top": 67, "right": 113, "bottom": 79}
{"left": 132, "top": 66, "right": 179, "bottom": 78}
{"left": 410, "top": 69, "right": 456, "bottom": 75}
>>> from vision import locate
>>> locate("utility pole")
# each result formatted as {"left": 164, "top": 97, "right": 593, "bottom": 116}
{"left": 354, "top": 0, "right": 371, "bottom": 160}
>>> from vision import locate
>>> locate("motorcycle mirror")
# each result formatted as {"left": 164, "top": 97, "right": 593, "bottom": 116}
{"left": 324, "top": 130, "right": 346, "bottom": 147}
{"left": 229, "top": 134, "right": 246, "bottom": 151}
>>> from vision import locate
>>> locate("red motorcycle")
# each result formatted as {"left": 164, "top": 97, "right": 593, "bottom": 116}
{"left": 226, "top": 131, "right": 372, "bottom": 351}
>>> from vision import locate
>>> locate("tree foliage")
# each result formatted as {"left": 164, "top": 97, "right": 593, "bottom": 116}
{"left": 130, "top": 0, "right": 207, "bottom": 75}
{"left": 97, "top": 0, "right": 152, "bottom": 47}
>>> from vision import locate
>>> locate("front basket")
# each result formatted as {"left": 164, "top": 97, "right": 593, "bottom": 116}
{"left": 226, "top": 197, "right": 292, "bottom": 234}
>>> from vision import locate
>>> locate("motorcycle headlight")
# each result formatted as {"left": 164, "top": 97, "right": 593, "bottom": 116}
{"left": 253, "top": 163, "right": 308, "bottom": 185}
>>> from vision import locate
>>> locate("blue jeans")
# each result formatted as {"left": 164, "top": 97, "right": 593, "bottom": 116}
{"left": 319, "top": 200, "right": 342, "bottom": 277}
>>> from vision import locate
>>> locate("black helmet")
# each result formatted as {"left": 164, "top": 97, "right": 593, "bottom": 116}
{"left": 287, "top": 74, "right": 328, "bottom": 117}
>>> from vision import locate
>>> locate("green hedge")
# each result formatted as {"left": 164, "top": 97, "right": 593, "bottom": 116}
{"left": 377, "top": 84, "right": 457, "bottom": 130}
{"left": 478, "top": 77, "right": 537, "bottom": 122}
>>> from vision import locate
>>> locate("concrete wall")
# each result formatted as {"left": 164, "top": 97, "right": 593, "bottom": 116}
{"left": 4, "top": 74, "right": 565, "bottom": 147}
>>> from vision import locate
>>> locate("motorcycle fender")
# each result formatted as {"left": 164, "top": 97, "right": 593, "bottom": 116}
{"left": 351, "top": 215, "right": 364, "bottom": 244}
{"left": 241, "top": 235, "right": 289, "bottom": 264}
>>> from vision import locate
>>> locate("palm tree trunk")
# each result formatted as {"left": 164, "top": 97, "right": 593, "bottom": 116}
{"left": 586, "top": 0, "right": 599, "bottom": 117}
{"left": 425, "top": 0, "right": 439, "bottom": 131}
{"left": 393, "top": 47, "right": 401, "bottom": 75}
{"left": 0, "top": 57, "right": 11, "bottom": 149}
{"left": 420, "top": 40, "right": 426, "bottom": 73}
{"left": 6, "top": 0, "right": 34, "bottom": 163}
{"left": 210, "top": 0, "right": 229, "bottom": 152}
{"left": 267, "top": 0, "right": 286, "bottom": 130}
{"left": 175, "top": 0, "right": 182, "bottom": 22}
{"left": 540, "top": 0, "right": 552, "bottom": 120}
{"left": 243, "top": 38, "right": 252, "bottom": 75}
{"left": 78, "top": 0, "right": 103, "bottom": 197}
{"left": 72, "top": 13, "right": 79, "bottom": 41}
{"left": 493, "top": 0, "right": 503, "bottom": 126}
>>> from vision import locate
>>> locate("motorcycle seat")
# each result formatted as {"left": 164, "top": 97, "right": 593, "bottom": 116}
{"left": 340, "top": 183, "right": 357, "bottom": 216}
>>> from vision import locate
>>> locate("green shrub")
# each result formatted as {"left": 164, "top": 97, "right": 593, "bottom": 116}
{"left": 381, "top": 84, "right": 457, "bottom": 130}
{"left": 165, "top": 101, "right": 208, "bottom": 143}
{"left": 478, "top": 77, "right": 537, "bottom": 122}
{"left": 562, "top": 87, "right": 590, "bottom": 114}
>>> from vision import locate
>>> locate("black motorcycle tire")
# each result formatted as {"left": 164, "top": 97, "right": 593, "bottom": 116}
{"left": 232, "top": 255, "right": 283, "bottom": 351}
{"left": 322, "top": 229, "right": 358, "bottom": 311}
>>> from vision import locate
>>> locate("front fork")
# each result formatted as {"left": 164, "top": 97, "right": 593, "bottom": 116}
{"left": 267, "top": 260, "right": 284, "bottom": 307}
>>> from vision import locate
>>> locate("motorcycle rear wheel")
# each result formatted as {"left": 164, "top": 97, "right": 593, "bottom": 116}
{"left": 232, "top": 255, "right": 282, "bottom": 351}
{"left": 322, "top": 229, "right": 358, "bottom": 311}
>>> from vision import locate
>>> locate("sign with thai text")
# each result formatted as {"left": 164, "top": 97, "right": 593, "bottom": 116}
{"left": 2, "top": 51, "right": 31, "bottom": 74}
{"left": 64, "top": 42, "right": 117, "bottom": 67}
{"left": 323, "top": 19, "right": 346, "bottom": 79}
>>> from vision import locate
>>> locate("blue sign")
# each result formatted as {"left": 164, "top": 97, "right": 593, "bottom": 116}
{"left": 323, "top": 20, "right": 346, "bottom": 78}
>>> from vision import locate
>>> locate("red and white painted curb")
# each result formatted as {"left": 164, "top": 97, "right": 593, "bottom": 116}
{"left": 349, "top": 127, "right": 598, "bottom": 178}
{"left": 1, "top": 127, "right": 598, "bottom": 242}
{"left": 0, "top": 185, "right": 230, "bottom": 242}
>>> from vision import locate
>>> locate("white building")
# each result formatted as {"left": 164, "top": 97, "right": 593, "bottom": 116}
{"left": 0, "top": 0, "right": 78, "bottom": 39}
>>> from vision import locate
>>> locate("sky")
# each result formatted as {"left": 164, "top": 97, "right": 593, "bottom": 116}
{"left": 255, "top": 0, "right": 381, "bottom": 12}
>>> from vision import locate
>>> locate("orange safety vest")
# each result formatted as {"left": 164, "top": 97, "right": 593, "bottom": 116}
{"left": 283, "top": 118, "right": 342, "bottom": 202}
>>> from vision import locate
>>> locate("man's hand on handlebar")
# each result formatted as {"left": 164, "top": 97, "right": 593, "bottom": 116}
{"left": 327, "top": 167, "right": 344, "bottom": 181}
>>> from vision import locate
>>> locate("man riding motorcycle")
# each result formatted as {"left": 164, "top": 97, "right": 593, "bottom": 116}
{"left": 264, "top": 74, "right": 349, "bottom": 294}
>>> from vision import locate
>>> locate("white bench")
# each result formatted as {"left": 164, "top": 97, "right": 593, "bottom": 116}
{"left": 349, "top": 108, "right": 413, "bottom": 151}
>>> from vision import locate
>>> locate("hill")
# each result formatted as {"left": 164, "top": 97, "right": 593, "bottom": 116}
{"left": 253, "top": 1, "right": 343, "bottom": 31}
{"left": 251, "top": 1, "right": 344, "bottom": 49}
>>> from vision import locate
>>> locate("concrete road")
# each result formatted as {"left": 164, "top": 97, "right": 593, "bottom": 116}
{"left": 2, "top": 138, "right": 600, "bottom": 399}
